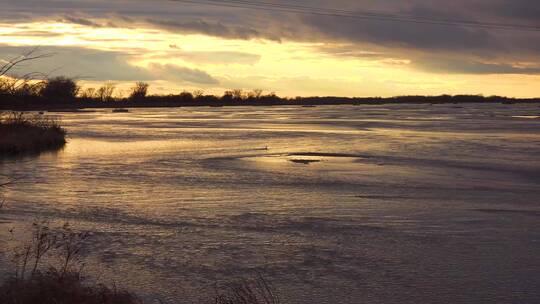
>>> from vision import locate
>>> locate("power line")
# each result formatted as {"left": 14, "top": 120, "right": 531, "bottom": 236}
{"left": 175, "top": 0, "right": 540, "bottom": 31}
{"left": 212, "top": 0, "right": 540, "bottom": 30}
{"left": 168, "top": 0, "right": 540, "bottom": 32}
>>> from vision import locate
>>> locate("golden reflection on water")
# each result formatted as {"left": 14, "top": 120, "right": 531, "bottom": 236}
{"left": 62, "top": 138, "right": 203, "bottom": 157}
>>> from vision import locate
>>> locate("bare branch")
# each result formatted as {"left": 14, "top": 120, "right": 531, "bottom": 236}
{"left": 0, "top": 47, "right": 54, "bottom": 77}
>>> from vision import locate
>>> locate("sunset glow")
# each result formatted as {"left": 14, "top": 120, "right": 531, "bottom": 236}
{"left": 1, "top": 11, "right": 540, "bottom": 97}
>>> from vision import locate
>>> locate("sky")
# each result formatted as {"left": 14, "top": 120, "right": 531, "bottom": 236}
{"left": 0, "top": 0, "right": 539, "bottom": 97}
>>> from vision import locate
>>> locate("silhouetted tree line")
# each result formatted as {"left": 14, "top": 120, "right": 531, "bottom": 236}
{"left": 1, "top": 50, "right": 538, "bottom": 109}
{"left": 1, "top": 76, "right": 538, "bottom": 110}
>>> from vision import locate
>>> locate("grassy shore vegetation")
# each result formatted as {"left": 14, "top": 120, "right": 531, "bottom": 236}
{"left": 0, "top": 111, "right": 67, "bottom": 156}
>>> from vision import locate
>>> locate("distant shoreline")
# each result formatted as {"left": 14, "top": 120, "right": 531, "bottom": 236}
{"left": 2, "top": 95, "right": 539, "bottom": 111}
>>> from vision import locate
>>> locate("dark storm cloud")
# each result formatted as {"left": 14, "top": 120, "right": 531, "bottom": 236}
{"left": 1, "top": 0, "right": 539, "bottom": 75}
{"left": 302, "top": 15, "right": 500, "bottom": 52}
{"left": 146, "top": 19, "right": 265, "bottom": 40}
{"left": 480, "top": 0, "right": 540, "bottom": 22}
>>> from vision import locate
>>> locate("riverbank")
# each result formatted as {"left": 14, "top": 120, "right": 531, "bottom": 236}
{"left": 1, "top": 94, "right": 539, "bottom": 111}
{"left": 0, "top": 112, "right": 66, "bottom": 156}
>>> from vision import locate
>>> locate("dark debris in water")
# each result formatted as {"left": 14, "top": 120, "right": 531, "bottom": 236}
{"left": 288, "top": 152, "right": 363, "bottom": 158}
{"left": 289, "top": 159, "right": 321, "bottom": 165}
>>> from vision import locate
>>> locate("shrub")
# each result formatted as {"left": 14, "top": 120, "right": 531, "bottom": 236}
{"left": 222, "top": 90, "right": 234, "bottom": 103}
{"left": 40, "top": 77, "right": 79, "bottom": 102}
{"left": 179, "top": 91, "right": 194, "bottom": 102}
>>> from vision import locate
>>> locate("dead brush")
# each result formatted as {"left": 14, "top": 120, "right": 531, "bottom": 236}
{"left": 212, "top": 274, "right": 281, "bottom": 304}
{"left": 0, "top": 220, "right": 142, "bottom": 304}
{"left": 0, "top": 111, "right": 63, "bottom": 130}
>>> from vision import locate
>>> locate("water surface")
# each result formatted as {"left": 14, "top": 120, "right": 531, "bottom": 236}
{"left": 1, "top": 104, "right": 539, "bottom": 303}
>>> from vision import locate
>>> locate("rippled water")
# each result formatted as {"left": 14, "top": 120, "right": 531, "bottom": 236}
{"left": 1, "top": 104, "right": 540, "bottom": 303}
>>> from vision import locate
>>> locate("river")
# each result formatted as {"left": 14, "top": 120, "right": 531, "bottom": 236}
{"left": 1, "top": 104, "right": 539, "bottom": 303}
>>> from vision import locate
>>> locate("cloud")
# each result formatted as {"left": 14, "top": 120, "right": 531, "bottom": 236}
{"left": 301, "top": 12, "right": 500, "bottom": 54}
{"left": 315, "top": 44, "right": 389, "bottom": 59}
{"left": 415, "top": 57, "right": 540, "bottom": 75}
{"left": 61, "top": 15, "right": 104, "bottom": 28}
{"left": 479, "top": 0, "right": 540, "bottom": 22}
{"left": 147, "top": 63, "right": 219, "bottom": 84}
{"left": 0, "top": 45, "right": 148, "bottom": 81}
{"left": 146, "top": 19, "right": 265, "bottom": 41}
{"left": 0, "top": 45, "right": 219, "bottom": 84}
{"left": 156, "top": 47, "right": 261, "bottom": 65}
{"left": 0, "top": 31, "right": 64, "bottom": 37}
{"left": 1, "top": 0, "right": 540, "bottom": 77}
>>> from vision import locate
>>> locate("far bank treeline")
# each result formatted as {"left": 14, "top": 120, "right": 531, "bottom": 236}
{"left": 0, "top": 76, "right": 538, "bottom": 110}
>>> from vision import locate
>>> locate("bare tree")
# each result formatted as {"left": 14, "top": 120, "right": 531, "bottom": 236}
{"left": 129, "top": 82, "right": 149, "bottom": 101}
{"left": 97, "top": 83, "right": 116, "bottom": 102}
{"left": 193, "top": 89, "right": 204, "bottom": 99}
{"left": 232, "top": 89, "right": 245, "bottom": 101}
{"left": 79, "top": 87, "right": 97, "bottom": 99}
{"left": 248, "top": 89, "right": 263, "bottom": 100}
{"left": 0, "top": 48, "right": 54, "bottom": 98}
{"left": 0, "top": 47, "right": 53, "bottom": 78}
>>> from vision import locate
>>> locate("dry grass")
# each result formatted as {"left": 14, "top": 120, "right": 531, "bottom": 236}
{"left": 0, "top": 202, "right": 282, "bottom": 304}
{"left": 0, "top": 271, "right": 142, "bottom": 304}
{"left": 212, "top": 275, "right": 281, "bottom": 304}
{"left": 0, "top": 221, "right": 142, "bottom": 304}
{"left": 0, "top": 111, "right": 66, "bottom": 156}
{"left": 0, "top": 272, "right": 280, "bottom": 304}
{"left": 0, "top": 219, "right": 282, "bottom": 304}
